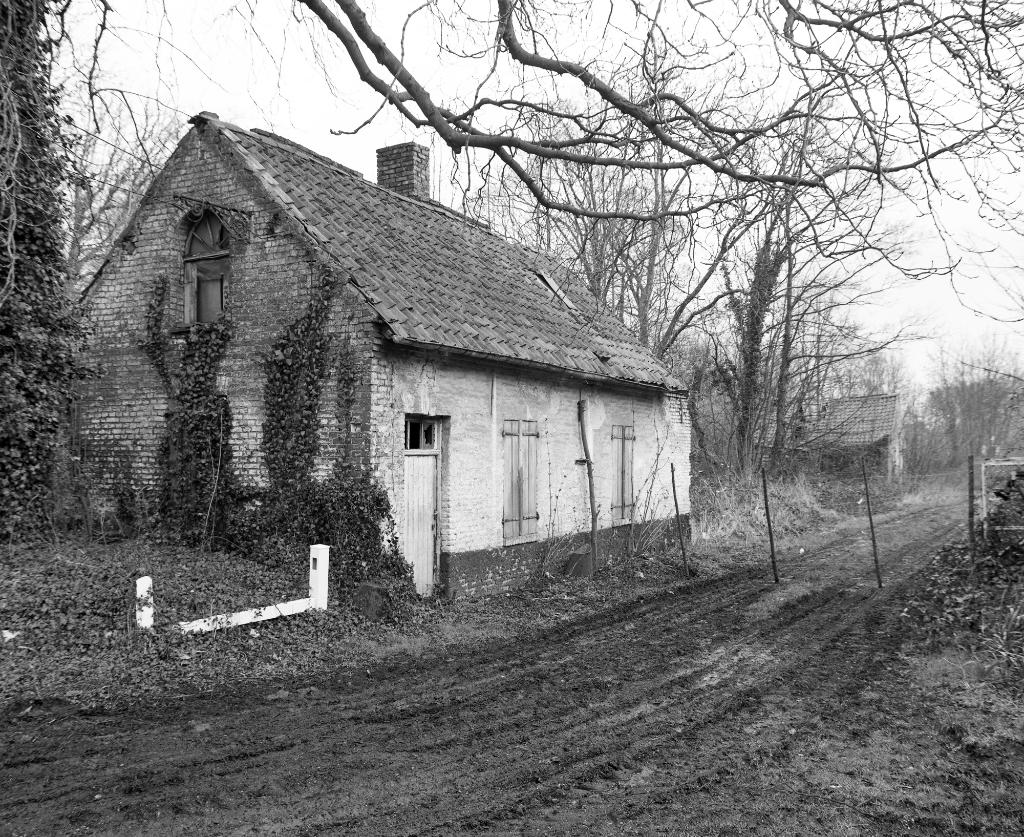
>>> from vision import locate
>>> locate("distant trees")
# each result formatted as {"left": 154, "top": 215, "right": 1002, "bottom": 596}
{"left": 924, "top": 346, "right": 1024, "bottom": 466}
{"left": 65, "top": 103, "right": 175, "bottom": 290}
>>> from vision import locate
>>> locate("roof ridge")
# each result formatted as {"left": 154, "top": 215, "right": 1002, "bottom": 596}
{"left": 186, "top": 111, "right": 679, "bottom": 391}
{"left": 249, "top": 128, "right": 364, "bottom": 179}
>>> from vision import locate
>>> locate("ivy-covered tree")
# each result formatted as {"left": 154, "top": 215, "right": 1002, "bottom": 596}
{"left": 0, "top": 2, "right": 84, "bottom": 536}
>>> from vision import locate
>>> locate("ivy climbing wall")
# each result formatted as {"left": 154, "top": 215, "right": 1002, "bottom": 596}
{"left": 77, "top": 120, "right": 376, "bottom": 501}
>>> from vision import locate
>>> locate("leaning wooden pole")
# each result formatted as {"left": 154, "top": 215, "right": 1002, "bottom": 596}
{"left": 861, "top": 458, "right": 883, "bottom": 589}
{"left": 577, "top": 399, "right": 598, "bottom": 576}
{"left": 761, "top": 467, "right": 780, "bottom": 584}
{"left": 670, "top": 462, "right": 690, "bottom": 577}
{"left": 967, "top": 454, "right": 976, "bottom": 563}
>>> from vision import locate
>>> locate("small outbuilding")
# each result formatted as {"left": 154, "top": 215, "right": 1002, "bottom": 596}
{"left": 803, "top": 394, "right": 904, "bottom": 480}
{"left": 77, "top": 112, "right": 691, "bottom": 597}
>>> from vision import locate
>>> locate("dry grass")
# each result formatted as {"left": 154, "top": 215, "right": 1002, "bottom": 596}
{"left": 692, "top": 474, "right": 844, "bottom": 544}
{"left": 898, "top": 474, "right": 963, "bottom": 508}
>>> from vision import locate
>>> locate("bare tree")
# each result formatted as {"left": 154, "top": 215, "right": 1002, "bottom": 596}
{"left": 64, "top": 101, "right": 176, "bottom": 291}
{"left": 682, "top": 181, "right": 916, "bottom": 473}
{"left": 293, "top": 0, "right": 1024, "bottom": 224}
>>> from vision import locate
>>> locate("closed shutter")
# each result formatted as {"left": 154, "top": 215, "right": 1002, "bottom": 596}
{"left": 622, "top": 426, "right": 635, "bottom": 519}
{"left": 522, "top": 421, "right": 538, "bottom": 538}
{"left": 502, "top": 420, "right": 521, "bottom": 540}
{"left": 503, "top": 419, "right": 539, "bottom": 542}
{"left": 611, "top": 425, "right": 624, "bottom": 519}
{"left": 183, "top": 262, "right": 197, "bottom": 323}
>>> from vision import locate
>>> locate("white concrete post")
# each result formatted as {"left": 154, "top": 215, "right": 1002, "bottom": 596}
{"left": 309, "top": 544, "right": 330, "bottom": 610}
{"left": 135, "top": 576, "right": 154, "bottom": 630}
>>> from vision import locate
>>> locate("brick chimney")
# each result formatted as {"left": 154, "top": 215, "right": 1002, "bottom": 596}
{"left": 376, "top": 142, "right": 430, "bottom": 201}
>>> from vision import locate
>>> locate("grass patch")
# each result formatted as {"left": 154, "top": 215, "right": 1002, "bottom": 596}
{"left": 692, "top": 474, "right": 843, "bottom": 543}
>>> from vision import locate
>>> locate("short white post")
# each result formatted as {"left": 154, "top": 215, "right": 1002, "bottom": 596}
{"left": 309, "top": 544, "right": 330, "bottom": 610}
{"left": 135, "top": 575, "right": 154, "bottom": 630}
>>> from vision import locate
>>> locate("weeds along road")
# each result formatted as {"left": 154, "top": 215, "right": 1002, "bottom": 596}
{"left": 1, "top": 505, "right": 973, "bottom": 835}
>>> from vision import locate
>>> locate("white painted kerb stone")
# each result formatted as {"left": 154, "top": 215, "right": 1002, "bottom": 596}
{"left": 309, "top": 544, "right": 329, "bottom": 610}
{"left": 135, "top": 576, "right": 154, "bottom": 630}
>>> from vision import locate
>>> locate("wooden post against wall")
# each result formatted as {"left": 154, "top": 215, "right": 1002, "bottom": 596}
{"left": 860, "top": 457, "right": 883, "bottom": 589}
{"left": 670, "top": 463, "right": 690, "bottom": 577}
{"left": 577, "top": 399, "right": 598, "bottom": 576}
{"left": 761, "top": 468, "right": 780, "bottom": 584}
{"left": 967, "top": 454, "right": 976, "bottom": 563}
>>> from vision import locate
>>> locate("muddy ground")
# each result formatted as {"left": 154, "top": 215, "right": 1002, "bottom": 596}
{"left": 2, "top": 503, "right": 1022, "bottom": 835}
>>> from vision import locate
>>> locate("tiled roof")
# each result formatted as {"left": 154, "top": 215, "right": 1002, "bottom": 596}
{"left": 805, "top": 394, "right": 900, "bottom": 447}
{"left": 206, "top": 117, "right": 681, "bottom": 391}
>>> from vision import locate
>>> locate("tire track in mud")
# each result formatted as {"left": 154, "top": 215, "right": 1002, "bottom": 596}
{"left": 407, "top": 519, "right": 961, "bottom": 835}
{"left": 280, "top": 512, "right": 960, "bottom": 835}
{"left": 0, "top": 506, "right": 959, "bottom": 836}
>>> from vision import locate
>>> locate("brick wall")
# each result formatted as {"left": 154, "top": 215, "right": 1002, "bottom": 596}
{"left": 78, "top": 119, "right": 692, "bottom": 602}
{"left": 78, "top": 123, "right": 376, "bottom": 495}
{"left": 375, "top": 143, "right": 430, "bottom": 201}
{"left": 370, "top": 347, "right": 691, "bottom": 597}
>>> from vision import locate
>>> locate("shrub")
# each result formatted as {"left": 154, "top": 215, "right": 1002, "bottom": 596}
{"left": 230, "top": 470, "right": 412, "bottom": 595}
{"left": 905, "top": 536, "right": 1024, "bottom": 676}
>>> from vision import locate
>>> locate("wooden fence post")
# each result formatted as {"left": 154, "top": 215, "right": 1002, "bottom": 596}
{"left": 577, "top": 399, "right": 598, "bottom": 576}
{"left": 670, "top": 463, "right": 690, "bottom": 577}
{"left": 761, "top": 468, "right": 780, "bottom": 584}
{"left": 860, "top": 458, "right": 883, "bottom": 589}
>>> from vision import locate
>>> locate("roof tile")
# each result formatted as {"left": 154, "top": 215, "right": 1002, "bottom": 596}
{"left": 214, "top": 119, "right": 680, "bottom": 390}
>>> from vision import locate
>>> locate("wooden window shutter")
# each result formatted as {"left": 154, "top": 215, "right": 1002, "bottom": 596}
{"left": 522, "top": 421, "right": 538, "bottom": 537}
{"left": 611, "top": 425, "right": 624, "bottom": 519}
{"left": 623, "top": 426, "right": 635, "bottom": 518}
{"left": 502, "top": 420, "right": 521, "bottom": 540}
{"left": 183, "top": 262, "right": 197, "bottom": 323}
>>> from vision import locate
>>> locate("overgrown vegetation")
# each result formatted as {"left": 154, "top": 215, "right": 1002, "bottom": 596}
{"left": 691, "top": 474, "right": 842, "bottom": 543}
{"left": 906, "top": 538, "right": 1023, "bottom": 676}
{"left": 0, "top": 2, "right": 86, "bottom": 537}
{"left": 152, "top": 312, "right": 239, "bottom": 546}
{"left": 231, "top": 277, "right": 411, "bottom": 595}
{"left": 907, "top": 480, "right": 1024, "bottom": 677}
{"left": 260, "top": 275, "right": 335, "bottom": 492}
{"left": 0, "top": 540, "right": 427, "bottom": 710}
{"left": 137, "top": 272, "right": 410, "bottom": 595}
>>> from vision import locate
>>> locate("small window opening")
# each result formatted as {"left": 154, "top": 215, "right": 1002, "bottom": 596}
{"left": 405, "top": 417, "right": 437, "bottom": 450}
{"left": 183, "top": 211, "right": 230, "bottom": 323}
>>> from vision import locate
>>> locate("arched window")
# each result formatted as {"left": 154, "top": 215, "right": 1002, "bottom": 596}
{"left": 183, "top": 211, "right": 229, "bottom": 323}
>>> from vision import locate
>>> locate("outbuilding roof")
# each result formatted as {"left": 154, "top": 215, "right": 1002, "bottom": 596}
{"left": 199, "top": 114, "right": 681, "bottom": 392}
{"left": 805, "top": 394, "right": 900, "bottom": 447}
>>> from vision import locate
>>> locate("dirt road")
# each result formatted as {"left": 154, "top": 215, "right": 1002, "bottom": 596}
{"left": 3, "top": 504, "right": 1022, "bottom": 835}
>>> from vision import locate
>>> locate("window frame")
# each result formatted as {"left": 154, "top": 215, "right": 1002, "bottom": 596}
{"left": 181, "top": 212, "right": 230, "bottom": 325}
{"left": 404, "top": 416, "right": 439, "bottom": 453}
{"left": 502, "top": 419, "right": 539, "bottom": 545}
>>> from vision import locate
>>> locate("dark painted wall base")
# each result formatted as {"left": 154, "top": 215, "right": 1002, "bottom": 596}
{"left": 439, "top": 515, "right": 690, "bottom": 598}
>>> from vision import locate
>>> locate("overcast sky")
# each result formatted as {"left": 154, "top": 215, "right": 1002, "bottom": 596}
{"left": 65, "top": 0, "right": 1024, "bottom": 381}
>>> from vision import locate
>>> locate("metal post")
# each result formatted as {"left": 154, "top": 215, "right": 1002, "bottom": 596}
{"left": 860, "top": 458, "right": 883, "bottom": 589}
{"left": 670, "top": 462, "right": 690, "bottom": 577}
{"left": 761, "top": 468, "right": 780, "bottom": 584}
{"left": 967, "top": 454, "right": 976, "bottom": 562}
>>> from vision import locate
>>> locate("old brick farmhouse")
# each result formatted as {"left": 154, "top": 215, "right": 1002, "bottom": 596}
{"left": 78, "top": 112, "right": 690, "bottom": 597}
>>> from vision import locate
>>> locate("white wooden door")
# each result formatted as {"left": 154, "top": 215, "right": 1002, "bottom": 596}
{"left": 404, "top": 452, "right": 437, "bottom": 595}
